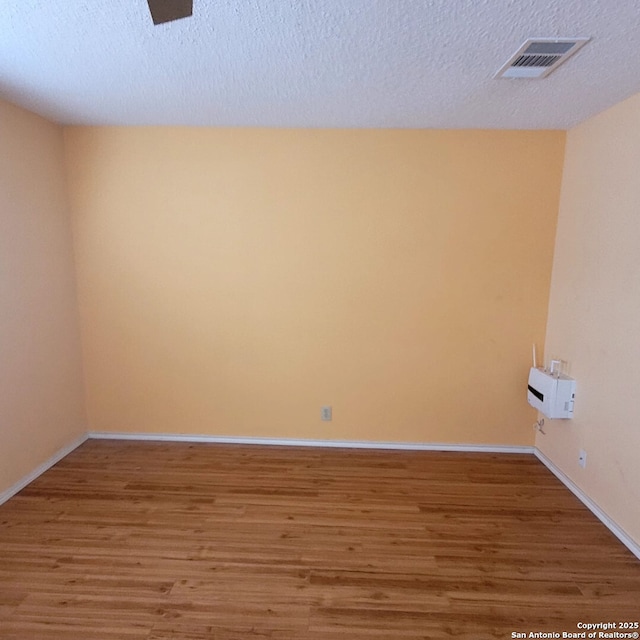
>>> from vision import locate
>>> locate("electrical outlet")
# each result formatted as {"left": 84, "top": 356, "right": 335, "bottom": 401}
{"left": 321, "top": 406, "right": 332, "bottom": 421}
{"left": 578, "top": 449, "right": 587, "bottom": 469}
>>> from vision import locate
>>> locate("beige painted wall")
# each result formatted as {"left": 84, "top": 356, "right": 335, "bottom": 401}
{"left": 538, "top": 93, "right": 640, "bottom": 545}
{"left": 65, "top": 127, "right": 565, "bottom": 445}
{"left": 0, "top": 99, "right": 86, "bottom": 495}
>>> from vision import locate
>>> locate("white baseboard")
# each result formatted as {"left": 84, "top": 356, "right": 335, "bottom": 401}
{"left": 0, "top": 433, "right": 88, "bottom": 506}
{"left": 4, "top": 430, "right": 637, "bottom": 561}
{"left": 535, "top": 449, "right": 640, "bottom": 561}
{"left": 88, "top": 431, "right": 534, "bottom": 454}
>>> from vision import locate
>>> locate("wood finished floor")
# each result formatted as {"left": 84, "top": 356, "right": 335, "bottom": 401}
{"left": 0, "top": 440, "right": 638, "bottom": 639}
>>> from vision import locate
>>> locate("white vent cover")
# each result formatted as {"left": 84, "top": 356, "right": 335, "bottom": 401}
{"left": 495, "top": 38, "right": 590, "bottom": 79}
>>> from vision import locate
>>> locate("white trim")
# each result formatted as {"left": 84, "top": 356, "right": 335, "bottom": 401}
{"left": 88, "top": 431, "right": 533, "bottom": 454}
{"left": 0, "top": 433, "right": 88, "bottom": 506}
{"left": 535, "top": 449, "right": 640, "bottom": 561}
{"left": 5, "top": 430, "right": 637, "bottom": 560}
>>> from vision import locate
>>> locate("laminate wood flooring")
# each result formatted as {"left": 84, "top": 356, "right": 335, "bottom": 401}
{"left": 1, "top": 440, "right": 638, "bottom": 639}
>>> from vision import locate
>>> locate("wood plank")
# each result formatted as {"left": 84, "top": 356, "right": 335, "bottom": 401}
{"left": 0, "top": 440, "right": 638, "bottom": 639}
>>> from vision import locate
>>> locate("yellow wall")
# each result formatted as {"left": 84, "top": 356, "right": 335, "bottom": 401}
{"left": 65, "top": 127, "right": 565, "bottom": 445}
{"left": 0, "top": 99, "right": 86, "bottom": 495}
{"left": 538, "top": 92, "right": 640, "bottom": 545}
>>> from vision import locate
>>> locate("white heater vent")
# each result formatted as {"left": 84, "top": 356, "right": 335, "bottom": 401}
{"left": 496, "top": 38, "right": 590, "bottom": 79}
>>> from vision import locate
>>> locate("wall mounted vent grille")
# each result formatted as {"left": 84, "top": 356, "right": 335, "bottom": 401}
{"left": 496, "top": 38, "right": 590, "bottom": 79}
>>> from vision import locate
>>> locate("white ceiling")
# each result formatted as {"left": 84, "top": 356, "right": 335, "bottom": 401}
{"left": 1, "top": 0, "right": 640, "bottom": 129}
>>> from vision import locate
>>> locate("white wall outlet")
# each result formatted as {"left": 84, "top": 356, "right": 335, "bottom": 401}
{"left": 578, "top": 449, "right": 587, "bottom": 469}
{"left": 321, "top": 406, "right": 332, "bottom": 421}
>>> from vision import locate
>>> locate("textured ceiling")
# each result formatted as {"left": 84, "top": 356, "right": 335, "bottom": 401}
{"left": 1, "top": 0, "right": 640, "bottom": 129}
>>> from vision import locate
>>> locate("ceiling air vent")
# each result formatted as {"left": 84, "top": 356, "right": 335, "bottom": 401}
{"left": 495, "top": 38, "right": 590, "bottom": 79}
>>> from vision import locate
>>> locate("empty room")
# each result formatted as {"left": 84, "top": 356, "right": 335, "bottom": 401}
{"left": 1, "top": 1, "right": 639, "bottom": 638}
